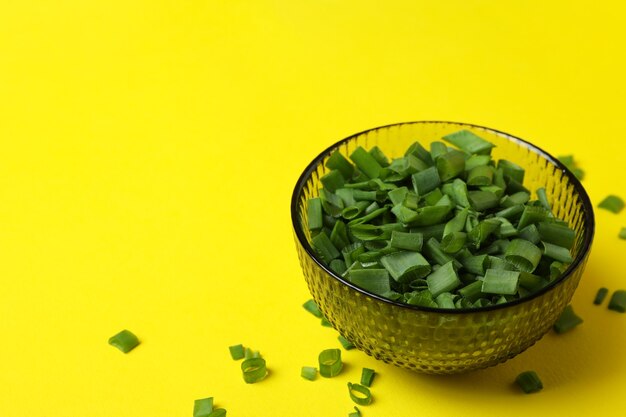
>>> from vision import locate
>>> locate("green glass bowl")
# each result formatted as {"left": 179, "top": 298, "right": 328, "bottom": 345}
{"left": 291, "top": 121, "right": 595, "bottom": 374}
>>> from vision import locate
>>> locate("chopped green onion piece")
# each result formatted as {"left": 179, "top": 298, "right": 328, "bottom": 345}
{"left": 515, "top": 371, "right": 543, "bottom": 394}
{"left": 390, "top": 230, "right": 423, "bottom": 252}
{"left": 542, "top": 241, "right": 573, "bottom": 263}
{"left": 241, "top": 357, "right": 267, "bottom": 383}
{"left": 458, "top": 280, "right": 486, "bottom": 303}
{"left": 501, "top": 191, "right": 530, "bottom": 208}
{"left": 229, "top": 344, "right": 245, "bottom": 360}
{"left": 391, "top": 204, "right": 419, "bottom": 224}
{"left": 311, "top": 232, "right": 340, "bottom": 263}
{"left": 435, "top": 291, "right": 456, "bottom": 308}
{"left": 369, "top": 146, "right": 390, "bottom": 167}
{"left": 193, "top": 397, "right": 214, "bottom": 417}
{"left": 481, "top": 269, "right": 520, "bottom": 295}
{"left": 302, "top": 299, "right": 323, "bottom": 318}
{"left": 352, "top": 189, "right": 378, "bottom": 202}
{"left": 330, "top": 220, "right": 350, "bottom": 251}
{"left": 301, "top": 366, "right": 317, "bottom": 381}
{"left": 441, "top": 231, "right": 467, "bottom": 253}
{"left": 467, "top": 219, "right": 501, "bottom": 249}
{"left": 405, "top": 141, "right": 433, "bottom": 165}
{"left": 380, "top": 251, "right": 431, "bottom": 283}
{"left": 467, "top": 165, "right": 494, "bottom": 186}
{"left": 342, "top": 242, "right": 365, "bottom": 265}
{"left": 108, "top": 329, "right": 140, "bottom": 353}
{"left": 244, "top": 348, "right": 260, "bottom": 359}
{"left": 320, "top": 317, "right": 333, "bottom": 327}
{"left": 411, "top": 205, "right": 452, "bottom": 227}
{"left": 326, "top": 150, "right": 354, "bottom": 179}
{"left": 307, "top": 198, "right": 323, "bottom": 231}
{"left": 388, "top": 186, "right": 409, "bottom": 206}
{"left": 505, "top": 239, "right": 542, "bottom": 273}
{"left": 329, "top": 259, "right": 347, "bottom": 275}
{"left": 498, "top": 159, "right": 525, "bottom": 184}
{"left": 594, "top": 287, "right": 608, "bottom": 305}
{"left": 319, "top": 348, "right": 343, "bottom": 377}
{"left": 444, "top": 208, "right": 469, "bottom": 237}
{"left": 518, "top": 224, "right": 541, "bottom": 245}
{"left": 461, "top": 254, "right": 490, "bottom": 275}
{"left": 426, "top": 261, "right": 461, "bottom": 297}
{"left": 410, "top": 223, "right": 446, "bottom": 241}
{"left": 519, "top": 272, "right": 545, "bottom": 292}
{"left": 347, "top": 382, "right": 373, "bottom": 406}
{"left": 465, "top": 154, "right": 491, "bottom": 171}
{"left": 349, "top": 406, "right": 362, "bottom": 417}
{"left": 350, "top": 146, "right": 382, "bottom": 179}
{"left": 518, "top": 205, "right": 548, "bottom": 230}
{"left": 487, "top": 256, "right": 515, "bottom": 271}
{"left": 360, "top": 368, "right": 376, "bottom": 387}
{"left": 208, "top": 409, "right": 226, "bottom": 417}
{"left": 598, "top": 195, "right": 625, "bottom": 214}
{"left": 320, "top": 189, "right": 345, "bottom": 217}
{"left": 423, "top": 188, "right": 444, "bottom": 206}
{"left": 411, "top": 166, "right": 441, "bottom": 196}
{"left": 494, "top": 217, "right": 517, "bottom": 238}
{"left": 537, "top": 222, "right": 575, "bottom": 249}
{"left": 349, "top": 268, "right": 391, "bottom": 295}
{"left": 321, "top": 170, "right": 345, "bottom": 193}
{"left": 436, "top": 150, "right": 466, "bottom": 181}
{"left": 536, "top": 187, "right": 551, "bottom": 212}
{"left": 442, "top": 129, "right": 494, "bottom": 155}
{"left": 430, "top": 141, "right": 448, "bottom": 160}
{"left": 553, "top": 305, "right": 583, "bottom": 333}
{"left": 347, "top": 206, "right": 388, "bottom": 226}
{"left": 338, "top": 335, "right": 355, "bottom": 350}
{"left": 608, "top": 290, "right": 626, "bottom": 313}
{"left": 495, "top": 204, "right": 524, "bottom": 220}
{"left": 620, "top": 228, "right": 626, "bottom": 239}
{"left": 424, "top": 237, "right": 462, "bottom": 268}
{"left": 468, "top": 190, "right": 500, "bottom": 211}
{"left": 406, "top": 289, "right": 438, "bottom": 307}
{"left": 336, "top": 188, "right": 356, "bottom": 206}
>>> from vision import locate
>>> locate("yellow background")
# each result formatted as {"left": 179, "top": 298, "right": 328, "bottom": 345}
{"left": 1, "top": 1, "right": 625, "bottom": 416}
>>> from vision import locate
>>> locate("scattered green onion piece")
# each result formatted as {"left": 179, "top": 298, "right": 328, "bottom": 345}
{"left": 193, "top": 397, "right": 214, "bottom": 417}
{"left": 319, "top": 348, "right": 343, "bottom": 378}
{"left": 481, "top": 269, "right": 520, "bottom": 295}
{"left": 436, "top": 150, "right": 466, "bottom": 181}
{"left": 468, "top": 190, "right": 499, "bottom": 211}
{"left": 465, "top": 154, "right": 491, "bottom": 171}
{"left": 338, "top": 335, "right": 355, "bottom": 350}
{"left": 441, "top": 231, "right": 467, "bottom": 253}
{"left": 542, "top": 242, "right": 573, "bottom": 263}
{"left": 108, "top": 329, "right": 140, "bottom": 353}
{"left": 348, "top": 269, "right": 391, "bottom": 295}
{"left": 360, "top": 368, "right": 376, "bottom": 387}
{"left": 301, "top": 366, "right": 317, "bottom": 381}
{"left": 229, "top": 344, "right": 245, "bottom": 360}
{"left": 320, "top": 317, "right": 333, "bottom": 327}
{"left": 347, "top": 382, "right": 373, "bottom": 406}
{"left": 537, "top": 222, "right": 575, "bottom": 249}
{"left": 426, "top": 261, "right": 461, "bottom": 297}
{"left": 505, "top": 239, "right": 542, "bottom": 272}
{"left": 467, "top": 165, "right": 494, "bottom": 186}
{"left": 619, "top": 228, "right": 626, "bottom": 239}
{"left": 321, "top": 170, "right": 345, "bottom": 193}
{"left": 349, "top": 406, "right": 362, "bottom": 417}
{"left": 350, "top": 146, "right": 382, "bottom": 179}
{"left": 598, "top": 195, "right": 625, "bottom": 214}
{"left": 594, "top": 287, "right": 608, "bottom": 305}
{"left": 390, "top": 230, "right": 423, "bottom": 252}
{"left": 307, "top": 198, "right": 323, "bottom": 231}
{"left": 435, "top": 291, "right": 456, "bottom": 308}
{"left": 553, "top": 305, "right": 583, "bottom": 333}
{"left": 608, "top": 290, "right": 626, "bottom": 313}
{"left": 311, "top": 232, "right": 340, "bottom": 263}
{"left": 303, "top": 299, "right": 322, "bottom": 318}
{"left": 241, "top": 357, "right": 267, "bottom": 383}
{"left": 515, "top": 371, "right": 543, "bottom": 394}
{"left": 244, "top": 348, "right": 260, "bottom": 359}
{"left": 326, "top": 150, "right": 354, "bottom": 179}
{"left": 380, "top": 251, "right": 431, "bottom": 283}
{"left": 412, "top": 166, "right": 441, "bottom": 196}
{"left": 208, "top": 409, "right": 226, "bottom": 417}
{"left": 442, "top": 129, "right": 494, "bottom": 155}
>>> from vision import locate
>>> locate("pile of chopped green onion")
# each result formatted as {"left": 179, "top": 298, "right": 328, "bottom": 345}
{"left": 307, "top": 130, "right": 577, "bottom": 309}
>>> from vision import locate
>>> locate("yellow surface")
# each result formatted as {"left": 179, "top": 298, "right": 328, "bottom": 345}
{"left": 1, "top": 1, "right": 625, "bottom": 416}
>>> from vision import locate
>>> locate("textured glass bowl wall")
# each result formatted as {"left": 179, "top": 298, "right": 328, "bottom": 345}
{"left": 291, "top": 121, "right": 594, "bottom": 374}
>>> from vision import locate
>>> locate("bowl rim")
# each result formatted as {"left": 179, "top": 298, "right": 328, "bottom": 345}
{"left": 290, "top": 120, "right": 595, "bottom": 314}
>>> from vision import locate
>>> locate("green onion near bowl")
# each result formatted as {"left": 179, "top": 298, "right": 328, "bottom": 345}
{"left": 305, "top": 131, "right": 577, "bottom": 309}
